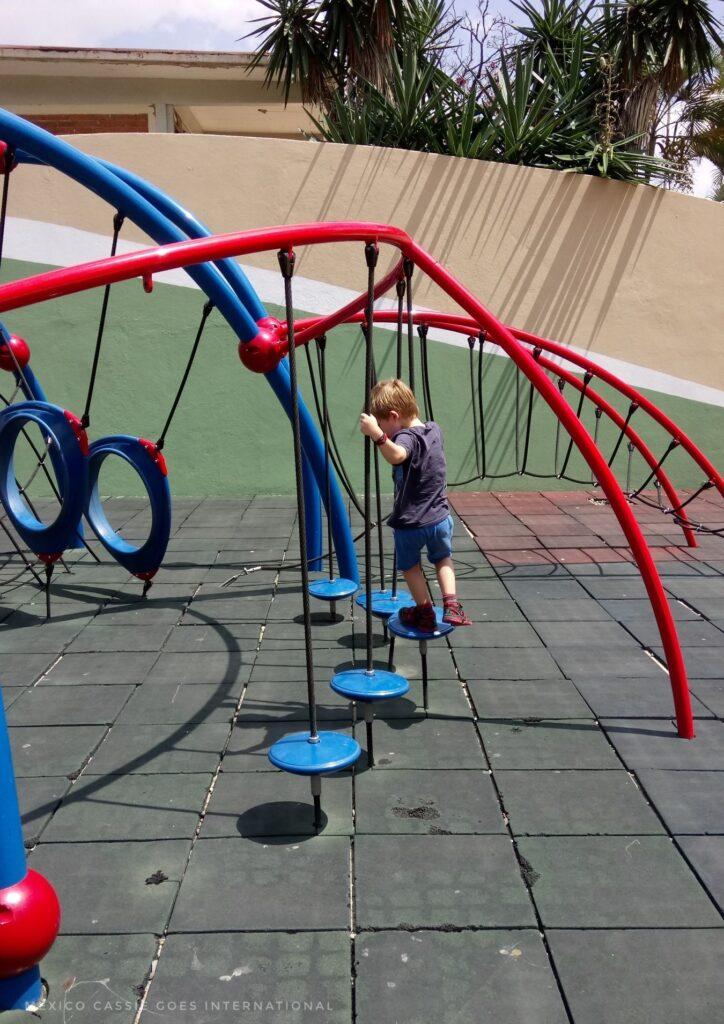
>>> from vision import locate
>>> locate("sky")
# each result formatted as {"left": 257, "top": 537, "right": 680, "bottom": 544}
{"left": 0, "top": 0, "right": 717, "bottom": 197}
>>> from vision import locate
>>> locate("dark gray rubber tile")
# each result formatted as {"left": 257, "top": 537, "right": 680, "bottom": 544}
{"left": 0, "top": 652, "right": 55, "bottom": 686}
{"left": 637, "top": 770, "right": 724, "bottom": 834}
{"left": 631, "top": 619, "right": 724, "bottom": 647}
{"left": 517, "top": 836, "right": 722, "bottom": 926}
{"left": 66, "top": 624, "right": 174, "bottom": 653}
{"left": 7, "top": 684, "right": 135, "bottom": 726}
{"left": 10, "top": 724, "right": 107, "bottom": 778}
{"left": 29, "top": 839, "right": 191, "bottom": 933}
{"left": 355, "top": 835, "right": 535, "bottom": 928}
{"left": 547, "top": 645, "right": 663, "bottom": 678}
{"left": 516, "top": 597, "right": 612, "bottom": 622}
{"left": 143, "top": 652, "right": 253, "bottom": 687}
{"left": 163, "top": 623, "right": 262, "bottom": 653}
{"left": 478, "top": 719, "right": 620, "bottom": 769}
{"left": 355, "top": 769, "right": 504, "bottom": 834}
{"left": 18, "top": 775, "right": 70, "bottom": 845}
{"left": 664, "top": 578, "right": 724, "bottom": 602}
{"left": 549, "top": 929, "right": 724, "bottom": 1024}
{"left": 354, "top": 718, "right": 485, "bottom": 770}
{"left": 86, "top": 723, "right": 230, "bottom": 775}
{"left": 469, "top": 678, "right": 593, "bottom": 719}
{"left": 579, "top": 578, "right": 650, "bottom": 600}
{"left": 531, "top": 621, "right": 638, "bottom": 647}
{"left": 445, "top": 598, "right": 525, "bottom": 622}
{"left": 202, "top": 770, "right": 353, "bottom": 837}
{"left": 498, "top": 770, "right": 663, "bottom": 835}
{"left": 0, "top": 618, "right": 92, "bottom": 653}
{"left": 237, "top": 680, "right": 352, "bottom": 722}
{"left": 11, "top": 934, "right": 158, "bottom": 1024}
{"left": 142, "top": 932, "right": 351, "bottom": 1024}
{"left": 678, "top": 836, "right": 724, "bottom": 912}
{"left": 42, "top": 773, "right": 211, "bottom": 841}
{"left": 690, "top": 679, "right": 724, "bottom": 717}
{"left": 2, "top": 686, "right": 22, "bottom": 708}
{"left": 600, "top": 597, "right": 701, "bottom": 620}
{"left": 96, "top": 602, "right": 184, "bottom": 626}
{"left": 652, "top": 646, "right": 724, "bottom": 678}
{"left": 117, "top": 683, "right": 240, "bottom": 724}
{"left": 602, "top": 719, "right": 724, "bottom": 769}
{"left": 225, "top": 720, "right": 357, "bottom": 773}
{"left": 571, "top": 675, "right": 713, "bottom": 718}
{"left": 170, "top": 836, "right": 350, "bottom": 931}
{"left": 447, "top": 621, "right": 543, "bottom": 648}
{"left": 505, "top": 579, "right": 590, "bottom": 601}
{"left": 454, "top": 647, "right": 564, "bottom": 680}
{"left": 40, "top": 652, "right": 159, "bottom": 686}
{"left": 355, "top": 930, "right": 568, "bottom": 1024}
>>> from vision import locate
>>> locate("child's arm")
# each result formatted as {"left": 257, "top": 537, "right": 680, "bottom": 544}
{"left": 359, "top": 414, "right": 408, "bottom": 466}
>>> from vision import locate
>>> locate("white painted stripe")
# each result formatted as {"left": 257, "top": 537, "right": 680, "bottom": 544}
{"left": 4, "top": 216, "right": 724, "bottom": 409}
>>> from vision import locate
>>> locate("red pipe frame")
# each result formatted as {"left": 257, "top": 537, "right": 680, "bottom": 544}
{"left": 0, "top": 221, "right": 699, "bottom": 738}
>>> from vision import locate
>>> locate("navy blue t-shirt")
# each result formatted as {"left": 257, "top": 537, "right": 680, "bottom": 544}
{"left": 387, "top": 421, "right": 449, "bottom": 529}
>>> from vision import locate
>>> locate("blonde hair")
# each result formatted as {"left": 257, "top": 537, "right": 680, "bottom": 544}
{"left": 369, "top": 379, "right": 419, "bottom": 421}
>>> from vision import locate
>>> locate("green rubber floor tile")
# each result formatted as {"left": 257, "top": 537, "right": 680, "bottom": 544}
{"left": 10, "top": 724, "right": 107, "bottom": 777}
{"left": 4, "top": 934, "right": 159, "bottom": 1024}
{"left": 678, "top": 836, "right": 724, "bottom": 912}
{"left": 469, "top": 678, "right": 593, "bottom": 719}
{"left": 18, "top": 776, "right": 71, "bottom": 845}
{"left": 355, "top": 769, "right": 504, "bottom": 834}
{"left": 2, "top": 686, "right": 22, "bottom": 708}
{"left": 236, "top": 680, "right": 352, "bottom": 722}
{"left": 531, "top": 621, "right": 638, "bottom": 647}
{"left": 66, "top": 624, "right": 174, "bottom": 653}
{"left": 0, "top": 618, "right": 92, "bottom": 653}
{"left": 690, "top": 679, "right": 724, "bottom": 717}
{"left": 504, "top": 579, "right": 590, "bottom": 601}
{"left": 0, "top": 652, "right": 55, "bottom": 686}
{"left": 601, "top": 719, "right": 724, "bottom": 769}
{"left": 498, "top": 770, "right": 663, "bottom": 835}
{"left": 627, "top": 619, "right": 724, "bottom": 647}
{"left": 546, "top": 645, "right": 663, "bottom": 678}
{"left": 445, "top": 598, "right": 525, "bottom": 622}
{"left": 516, "top": 836, "right": 723, "bottom": 926}
{"left": 7, "top": 684, "right": 135, "bottom": 726}
{"left": 117, "top": 683, "right": 241, "bottom": 724}
{"left": 478, "top": 719, "right": 619, "bottom": 769}
{"left": 651, "top": 645, "right": 724, "bottom": 678}
{"left": 447, "top": 621, "right": 543, "bottom": 648}
{"left": 202, "top": 770, "right": 353, "bottom": 837}
{"left": 96, "top": 602, "right": 184, "bottom": 626}
{"left": 141, "top": 932, "right": 352, "bottom": 1023}
{"left": 516, "top": 597, "right": 612, "bottom": 621}
{"left": 224, "top": 722, "right": 355, "bottom": 772}
{"left": 578, "top": 578, "right": 649, "bottom": 600}
{"left": 571, "top": 675, "right": 712, "bottom": 718}
{"left": 170, "top": 836, "right": 351, "bottom": 931}
{"left": 42, "top": 773, "right": 211, "bottom": 841}
{"left": 40, "top": 652, "right": 159, "bottom": 686}
{"left": 163, "top": 623, "right": 262, "bottom": 653}
{"left": 354, "top": 718, "right": 485, "bottom": 770}
{"left": 355, "top": 834, "right": 535, "bottom": 929}
{"left": 548, "top": 929, "right": 724, "bottom": 1024}
{"left": 636, "top": 770, "right": 724, "bottom": 834}
{"left": 355, "top": 930, "right": 568, "bottom": 1024}
{"left": 29, "top": 839, "right": 192, "bottom": 933}
{"left": 249, "top": 648, "right": 357, "bottom": 682}
{"left": 143, "top": 652, "right": 253, "bottom": 687}
{"left": 85, "top": 722, "right": 230, "bottom": 775}
{"left": 454, "top": 647, "right": 564, "bottom": 680}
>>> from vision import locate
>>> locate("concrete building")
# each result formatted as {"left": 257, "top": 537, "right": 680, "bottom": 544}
{"left": 0, "top": 44, "right": 315, "bottom": 137}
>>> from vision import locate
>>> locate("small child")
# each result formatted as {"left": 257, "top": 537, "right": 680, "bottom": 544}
{"left": 359, "top": 378, "right": 472, "bottom": 631}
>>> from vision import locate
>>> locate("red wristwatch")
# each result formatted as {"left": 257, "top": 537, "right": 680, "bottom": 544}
{"left": 374, "top": 432, "right": 388, "bottom": 446}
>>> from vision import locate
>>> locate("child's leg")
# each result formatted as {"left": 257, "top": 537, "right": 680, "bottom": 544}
{"left": 402, "top": 563, "right": 430, "bottom": 606}
{"left": 434, "top": 556, "right": 456, "bottom": 598}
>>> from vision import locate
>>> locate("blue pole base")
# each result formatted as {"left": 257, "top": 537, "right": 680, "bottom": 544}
{"left": 355, "top": 588, "right": 416, "bottom": 619}
{"left": 0, "top": 965, "right": 43, "bottom": 1012}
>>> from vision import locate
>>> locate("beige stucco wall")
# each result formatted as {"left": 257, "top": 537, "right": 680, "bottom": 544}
{"left": 8, "top": 133, "right": 724, "bottom": 389}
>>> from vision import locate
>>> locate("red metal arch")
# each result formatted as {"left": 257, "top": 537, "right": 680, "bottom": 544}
{"left": 0, "top": 221, "right": 700, "bottom": 738}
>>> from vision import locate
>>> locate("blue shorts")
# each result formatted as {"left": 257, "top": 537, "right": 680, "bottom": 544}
{"left": 393, "top": 515, "right": 454, "bottom": 572}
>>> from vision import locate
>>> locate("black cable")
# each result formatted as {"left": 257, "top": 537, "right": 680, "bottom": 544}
{"left": 519, "top": 379, "right": 536, "bottom": 476}
{"left": 395, "top": 278, "right": 405, "bottom": 380}
{"left": 477, "top": 334, "right": 487, "bottom": 477}
{"left": 156, "top": 301, "right": 213, "bottom": 450}
{"left": 81, "top": 211, "right": 125, "bottom": 428}
{"left": 558, "top": 371, "right": 592, "bottom": 479}
{"left": 315, "top": 335, "right": 334, "bottom": 580}
{"left": 417, "top": 323, "right": 434, "bottom": 421}
{"left": 363, "top": 242, "right": 378, "bottom": 673}
{"left": 0, "top": 146, "right": 14, "bottom": 273}
{"left": 403, "top": 257, "right": 415, "bottom": 392}
{"left": 552, "top": 377, "right": 566, "bottom": 475}
{"left": 627, "top": 440, "right": 678, "bottom": 501}
{"left": 467, "top": 337, "right": 481, "bottom": 476}
{"left": 278, "top": 248, "right": 318, "bottom": 737}
{"left": 369, "top": 343, "right": 385, "bottom": 591}
{"left": 607, "top": 402, "right": 638, "bottom": 468}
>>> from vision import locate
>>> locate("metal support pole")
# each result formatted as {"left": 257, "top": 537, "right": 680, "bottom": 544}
{"left": 310, "top": 774, "right": 322, "bottom": 833}
{"left": 363, "top": 702, "right": 375, "bottom": 768}
{"left": 420, "top": 639, "right": 429, "bottom": 711}
{"left": 387, "top": 634, "right": 396, "bottom": 672}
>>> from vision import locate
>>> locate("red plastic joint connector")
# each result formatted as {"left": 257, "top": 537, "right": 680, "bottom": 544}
{"left": 63, "top": 411, "right": 89, "bottom": 456}
{"left": 238, "top": 316, "right": 287, "bottom": 374}
{"left": 38, "top": 552, "right": 62, "bottom": 565}
{"left": 139, "top": 438, "right": 168, "bottom": 476}
{"left": 0, "top": 335, "right": 31, "bottom": 373}
{"left": 0, "top": 869, "right": 61, "bottom": 979}
{"left": 0, "top": 142, "right": 16, "bottom": 176}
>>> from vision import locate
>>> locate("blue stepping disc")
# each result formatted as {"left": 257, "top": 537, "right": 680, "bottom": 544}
{"left": 268, "top": 730, "right": 361, "bottom": 775}
{"left": 355, "top": 588, "right": 416, "bottom": 618}
{"left": 309, "top": 577, "right": 359, "bottom": 601}
{"left": 330, "top": 667, "right": 409, "bottom": 702}
{"left": 388, "top": 607, "right": 455, "bottom": 641}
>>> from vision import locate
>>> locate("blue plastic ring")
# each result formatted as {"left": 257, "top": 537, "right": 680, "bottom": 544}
{"left": 0, "top": 400, "right": 88, "bottom": 556}
{"left": 85, "top": 435, "right": 171, "bottom": 578}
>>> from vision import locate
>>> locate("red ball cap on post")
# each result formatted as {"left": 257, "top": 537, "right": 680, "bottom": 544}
{"left": 238, "top": 317, "right": 287, "bottom": 374}
{"left": 0, "top": 335, "right": 31, "bottom": 373}
{"left": 0, "top": 869, "right": 61, "bottom": 979}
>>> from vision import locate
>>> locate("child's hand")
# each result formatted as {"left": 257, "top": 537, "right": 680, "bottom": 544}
{"left": 359, "top": 413, "right": 380, "bottom": 438}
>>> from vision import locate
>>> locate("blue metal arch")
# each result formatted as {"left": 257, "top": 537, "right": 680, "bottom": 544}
{"left": 1, "top": 109, "right": 353, "bottom": 579}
